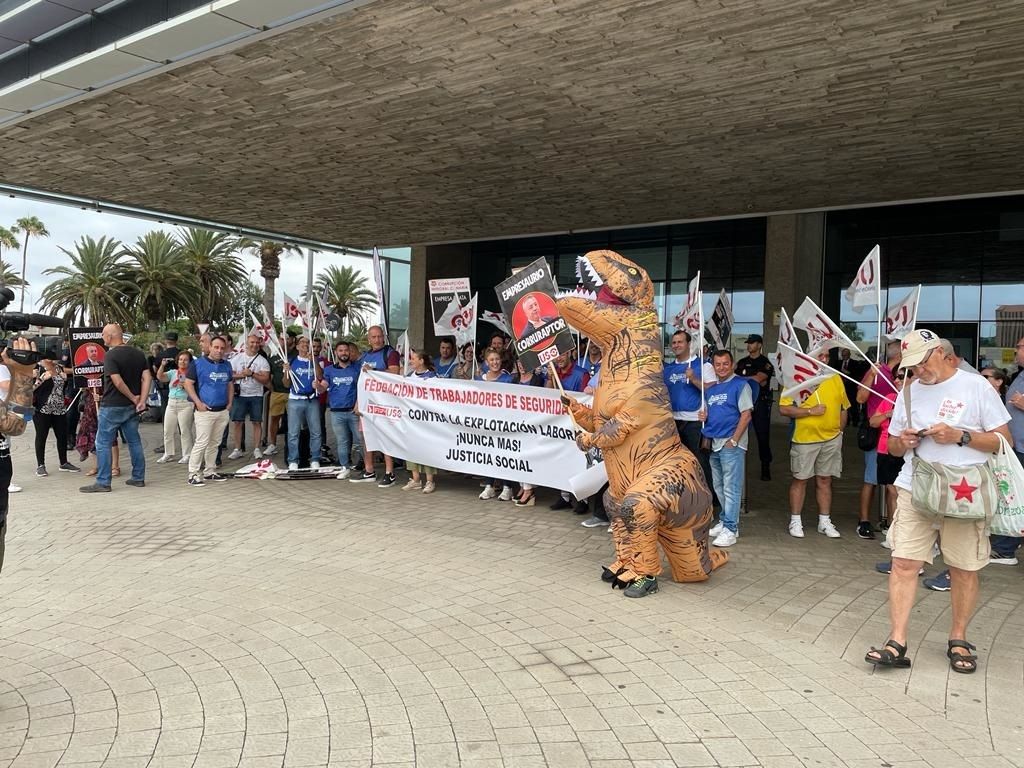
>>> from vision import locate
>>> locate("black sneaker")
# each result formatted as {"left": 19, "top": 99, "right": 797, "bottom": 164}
{"left": 58, "top": 462, "right": 81, "bottom": 473}
{"left": 377, "top": 473, "right": 396, "bottom": 488}
{"left": 349, "top": 471, "right": 377, "bottom": 483}
{"left": 204, "top": 473, "right": 228, "bottom": 483}
{"left": 35, "top": 465, "right": 48, "bottom": 477}
{"left": 573, "top": 501, "right": 589, "bottom": 515}
{"left": 624, "top": 575, "right": 659, "bottom": 598}
{"left": 857, "top": 521, "right": 876, "bottom": 540}
{"left": 125, "top": 479, "right": 145, "bottom": 487}
{"left": 80, "top": 484, "right": 111, "bottom": 493}
{"left": 188, "top": 476, "right": 205, "bottom": 487}
{"left": 549, "top": 497, "right": 572, "bottom": 511}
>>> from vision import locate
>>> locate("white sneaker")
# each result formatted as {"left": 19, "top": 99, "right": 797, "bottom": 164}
{"left": 422, "top": 481, "right": 435, "bottom": 494}
{"left": 479, "top": 486, "right": 498, "bottom": 500}
{"left": 709, "top": 521, "right": 724, "bottom": 538}
{"left": 288, "top": 462, "right": 299, "bottom": 472}
{"left": 402, "top": 478, "right": 420, "bottom": 491}
{"left": 788, "top": 519, "right": 805, "bottom": 538}
{"left": 712, "top": 529, "right": 738, "bottom": 548}
{"left": 177, "top": 456, "right": 189, "bottom": 464}
{"left": 263, "top": 444, "right": 278, "bottom": 456}
{"left": 228, "top": 448, "right": 244, "bottom": 460}
{"left": 310, "top": 461, "right": 320, "bottom": 471}
{"left": 8, "top": 484, "right": 21, "bottom": 493}
{"left": 156, "top": 454, "right": 174, "bottom": 463}
{"left": 498, "top": 486, "right": 513, "bottom": 501}
{"left": 336, "top": 467, "right": 351, "bottom": 480}
{"left": 253, "top": 448, "right": 263, "bottom": 459}
{"left": 818, "top": 520, "right": 841, "bottom": 538}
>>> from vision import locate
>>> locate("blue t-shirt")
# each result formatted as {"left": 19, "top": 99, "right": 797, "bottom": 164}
{"left": 581, "top": 358, "right": 602, "bottom": 378}
{"left": 289, "top": 356, "right": 317, "bottom": 397}
{"left": 434, "top": 357, "right": 459, "bottom": 378}
{"left": 476, "top": 371, "right": 514, "bottom": 384}
{"left": 555, "top": 365, "right": 589, "bottom": 393}
{"left": 664, "top": 358, "right": 705, "bottom": 415}
{"left": 362, "top": 345, "right": 398, "bottom": 371}
{"left": 703, "top": 375, "right": 752, "bottom": 440}
{"left": 187, "top": 356, "right": 232, "bottom": 408}
{"left": 323, "top": 362, "right": 360, "bottom": 409}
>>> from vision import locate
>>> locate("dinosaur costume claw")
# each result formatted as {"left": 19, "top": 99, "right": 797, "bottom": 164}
{"left": 557, "top": 250, "right": 727, "bottom": 589}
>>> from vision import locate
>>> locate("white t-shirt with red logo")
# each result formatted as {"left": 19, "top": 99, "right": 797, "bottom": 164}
{"left": 888, "top": 369, "right": 1010, "bottom": 491}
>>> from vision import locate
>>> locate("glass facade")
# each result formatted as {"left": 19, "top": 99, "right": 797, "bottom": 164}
{"left": 379, "top": 247, "right": 411, "bottom": 344}
{"left": 823, "top": 195, "right": 1024, "bottom": 369}
{"left": 470, "top": 218, "right": 767, "bottom": 350}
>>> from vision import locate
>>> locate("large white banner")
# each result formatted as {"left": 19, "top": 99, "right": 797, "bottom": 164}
{"left": 358, "top": 371, "right": 589, "bottom": 490}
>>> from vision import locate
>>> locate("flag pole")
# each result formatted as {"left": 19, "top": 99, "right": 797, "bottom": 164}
{"left": 548, "top": 361, "right": 582, "bottom": 432}
{"left": 699, "top": 294, "right": 706, "bottom": 411}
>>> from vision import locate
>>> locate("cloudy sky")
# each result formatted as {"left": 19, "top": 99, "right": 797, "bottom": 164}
{"left": 0, "top": 196, "right": 380, "bottom": 317}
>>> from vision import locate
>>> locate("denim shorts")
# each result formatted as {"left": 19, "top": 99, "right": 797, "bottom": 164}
{"left": 230, "top": 396, "right": 264, "bottom": 423}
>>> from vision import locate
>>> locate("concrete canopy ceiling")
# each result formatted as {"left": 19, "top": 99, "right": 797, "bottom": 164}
{"left": 1, "top": 0, "right": 1023, "bottom": 247}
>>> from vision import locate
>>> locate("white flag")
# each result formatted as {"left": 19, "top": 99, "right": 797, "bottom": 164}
{"left": 774, "top": 307, "right": 800, "bottom": 372}
{"left": 396, "top": 331, "right": 412, "bottom": 377}
{"left": 454, "top": 293, "right": 478, "bottom": 347}
{"left": 479, "top": 309, "right": 510, "bottom": 336}
{"left": 675, "top": 291, "right": 702, "bottom": 337}
{"left": 792, "top": 297, "right": 861, "bottom": 357}
{"left": 705, "top": 289, "right": 734, "bottom": 350}
{"left": 884, "top": 285, "right": 921, "bottom": 340}
{"left": 777, "top": 343, "right": 835, "bottom": 406}
{"left": 845, "top": 244, "right": 881, "bottom": 313}
{"left": 686, "top": 271, "right": 701, "bottom": 311}
{"left": 372, "top": 246, "right": 388, "bottom": 337}
{"left": 283, "top": 293, "right": 305, "bottom": 326}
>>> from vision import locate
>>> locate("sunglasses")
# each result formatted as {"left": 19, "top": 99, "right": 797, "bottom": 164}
{"left": 895, "top": 372, "right": 911, "bottom": 381}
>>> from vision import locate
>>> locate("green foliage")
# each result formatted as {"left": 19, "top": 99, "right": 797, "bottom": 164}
{"left": 306, "top": 264, "right": 377, "bottom": 333}
{"left": 120, "top": 231, "right": 201, "bottom": 331}
{"left": 175, "top": 227, "right": 248, "bottom": 326}
{"left": 41, "top": 236, "right": 130, "bottom": 325}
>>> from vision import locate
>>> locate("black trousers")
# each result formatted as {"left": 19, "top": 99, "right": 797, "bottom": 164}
{"left": 751, "top": 398, "right": 773, "bottom": 466}
{"left": 66, "top": 402, "right": 80, "bottom": 449}
{"left": 33, "top": 411, "right": 68, "bottom": 467}
{"left": 675, "top": 419, "right": 713, "bottom": 494}
{"left": 1, "top": 439, "right": 12, "bottom": 573}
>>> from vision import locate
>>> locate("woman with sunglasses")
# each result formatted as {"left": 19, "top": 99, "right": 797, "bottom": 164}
{"left": 981, "top": 367, "right": 1009, "bottom": 398}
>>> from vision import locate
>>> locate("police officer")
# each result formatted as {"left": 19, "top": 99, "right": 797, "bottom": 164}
{"left": 735, "top": 333, "right": 775, "bottom": 480}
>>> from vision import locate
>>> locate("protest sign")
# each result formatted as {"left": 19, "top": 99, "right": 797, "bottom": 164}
{"left": 706, "top": 289, "right": 734, "bottom": 350}
{"left": 69, "top": 327, "right": 106, "bottom": 389}
{"left": 496, "top": 257, "right": 575, "bottom": 369}
{"left": 429, "top": 278, "right": 472, "bottom": 335}
{"left": 358, "top": 371, "right": 588, "bottom": 490}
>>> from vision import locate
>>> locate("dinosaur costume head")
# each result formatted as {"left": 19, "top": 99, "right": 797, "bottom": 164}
{"left": 556, "top": 250, "right": 657, "bottom": 345}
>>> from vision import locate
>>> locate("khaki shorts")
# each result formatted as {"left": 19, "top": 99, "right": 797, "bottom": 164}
{"left": 891, "top": 488, "right": 990, "bottom": 571}
{"left": 790, "top": 435, "right": 843, "bottom": 480}
{"left": 269, "top": 392, "right": 288, "bottom": 418}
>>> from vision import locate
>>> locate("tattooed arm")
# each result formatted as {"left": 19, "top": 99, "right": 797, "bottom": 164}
{"left": 0, "top": 338, "right": 40, "bottom": 437}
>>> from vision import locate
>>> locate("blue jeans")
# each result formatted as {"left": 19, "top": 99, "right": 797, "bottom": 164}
{"left": 330, "top": 411, "right": 363, "bottom": 467}
{"left": 287, "top": 398, "right": 322, "bottom": 464}
{"left": 95, "top": 405, "right": 145, "bottom": 487}
{"left": 709, "top": 445, "right": 745, "bottom": 533}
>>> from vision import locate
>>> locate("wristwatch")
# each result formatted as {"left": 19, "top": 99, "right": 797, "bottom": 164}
{"left": 957, "top": 430, "right": 972, "bottom": 447}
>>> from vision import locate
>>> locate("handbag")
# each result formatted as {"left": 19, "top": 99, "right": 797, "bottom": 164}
{"left": 990, "top": 433, "right": 1024, "bottom": 537}
{"left": 857, "top": 421, "right": 879, "bottom": 451}
{"left": 903, "top": 381, "right": 994, "bottom": 521}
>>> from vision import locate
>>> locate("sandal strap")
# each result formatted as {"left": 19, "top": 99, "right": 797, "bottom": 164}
{"left": 948, "top": 639, "right": 976, "bottom": 652}
{"left": 884, "top": 639, "right": 908, "bottom": 656}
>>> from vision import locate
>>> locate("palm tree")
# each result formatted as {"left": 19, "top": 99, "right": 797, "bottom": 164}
{"left": 245, "top": 241, "right": 301, "bottom": 321}
{"left": 120, "top": 231, "right": 200, "bottom": 331}
{"left": 0, "top": 228, "right": 21, "bottom": 288}
{"left": 307, "top": 264, "right": 378, "bottom": 335}
{"left": 12, "top": 216, "right": 49, "bottom": 311}
{"left": 175, "top": 227, "right": 248, "bottom": 325}
{"left": 40, "top": 236, "right": 129, "bottom": 324}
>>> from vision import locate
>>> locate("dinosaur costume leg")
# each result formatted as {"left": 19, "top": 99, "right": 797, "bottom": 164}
{"left": 610, "top": 487, "right": 664, "bottom": 583}
{"left": 658, "top": 454, "right": 728, "bottom": 582}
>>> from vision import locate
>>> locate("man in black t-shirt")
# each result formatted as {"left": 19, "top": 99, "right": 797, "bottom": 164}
{"left": 735, "top": 333, "right": 775, "bottom": 481}
{"left": 81, "top": 324, "right": 151, "bottom": 494}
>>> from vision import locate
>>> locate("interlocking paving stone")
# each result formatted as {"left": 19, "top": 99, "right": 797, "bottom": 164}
{"left": 1, "top": 423, "right": 1023, "bottom": 768}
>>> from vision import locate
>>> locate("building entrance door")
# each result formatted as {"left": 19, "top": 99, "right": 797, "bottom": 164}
{"left": 924, "top": 322, "right": 978, "bottom": 368}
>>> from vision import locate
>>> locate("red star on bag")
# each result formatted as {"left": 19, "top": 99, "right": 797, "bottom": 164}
{"left": 950, "top": 476, "right": 978, "bottom": 502}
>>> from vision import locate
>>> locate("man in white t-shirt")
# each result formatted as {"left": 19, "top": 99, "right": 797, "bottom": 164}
{"left": 865, "top": 329, "right": 1011, "bottom": 674}
{"left": 228, "top": 335, "right": 271, "bottom": 460}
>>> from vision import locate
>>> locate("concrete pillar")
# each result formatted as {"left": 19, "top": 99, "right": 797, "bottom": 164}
{"left": 409, "top": 243, "right": 472, "bottom": 352}
{"left": 762, "top": 212, "right": 825, "bottom": 339}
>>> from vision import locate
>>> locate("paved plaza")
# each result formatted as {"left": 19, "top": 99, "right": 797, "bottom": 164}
{"left": 1, "top": 424, "right": 1022, "bottom": 768}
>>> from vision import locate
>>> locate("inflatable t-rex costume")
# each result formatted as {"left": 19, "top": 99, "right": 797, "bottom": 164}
{"left": 557, "top": 250, "right": 727, "bottom": 597}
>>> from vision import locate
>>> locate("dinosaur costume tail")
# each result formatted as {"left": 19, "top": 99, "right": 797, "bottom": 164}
{"left": 658, "top": 505, "right": 729, "bottom": 582}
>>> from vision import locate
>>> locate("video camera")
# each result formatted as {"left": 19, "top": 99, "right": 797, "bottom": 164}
{"left": 0, "top": 286, "right": 67, "bottom": 365}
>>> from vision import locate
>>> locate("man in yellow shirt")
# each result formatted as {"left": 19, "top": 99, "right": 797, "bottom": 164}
{"left": 779, "top": 350, "right": 850, "bottom": 539}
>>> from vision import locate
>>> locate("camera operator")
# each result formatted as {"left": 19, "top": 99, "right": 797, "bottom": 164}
{"left": 32, "top": 359, "right": 80, "bottom": 476}
{"left": 1, "top": 337, "right": 43, "bottom": 574}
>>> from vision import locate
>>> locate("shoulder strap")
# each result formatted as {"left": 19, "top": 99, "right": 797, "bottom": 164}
{"left": 903, "top": 380, "right": 914, "bottom": 456}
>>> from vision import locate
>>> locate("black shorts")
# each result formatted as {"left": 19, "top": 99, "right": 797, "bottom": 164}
{"left": 876, "top": 452, "right": 905, "bottom": 487}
